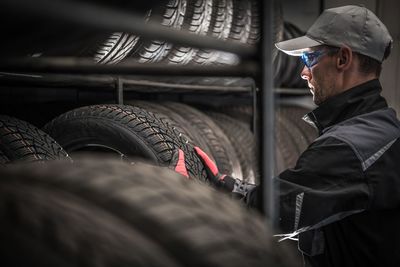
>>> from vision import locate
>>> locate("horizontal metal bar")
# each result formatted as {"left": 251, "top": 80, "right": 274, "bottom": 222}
{"left": 1, "top": 0, "right": 256, "bottom": 57}
{"left": 121, "top": 78, "right": 252, "bottom": 92}
{"left": 0, "top": 58, "right": 259, "bottom": 77}
{"left": 0, "top": 72, "right": 116, "bottom": 89}
{"left": 0, "top": 72, "right": 253, "bottom": 93}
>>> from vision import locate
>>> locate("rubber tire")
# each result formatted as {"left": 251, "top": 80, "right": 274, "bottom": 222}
{"left": 276, "top": 112, "right": 304, "bottom": 168}
{"left": 206, "top": 111, "right": 257, "bottom": 184}
{"left": 279, "top": 22, "right": 307, "bottom": 88}
{"left": 0, "top": 158, "right": 298, "bottom": 267}
{"left": 132, "top": 0, "right": 187, "bottom": 63}
{"left": 193, "top": 0, "right": 233, "bottom": 65}
{"left": 279, "top": 105, "right": 317, "bottom": 145}
{"left": 164, "top": 102, "right": 243, "bottom": 180}
{"left": 43, "top": 104, "right": 206, "bottom": 181}
{"left": 126, "top": 100, "right": 216, "bottom": 161}
{"left": 94, "top": 32, "right": 140, "bottom": 64}
{"left": 216, "top": 104, "right": 254, "bottom": 128}
{"left": 0, "top": 115, "right": 69, "bottom": 163}
{"left": 213, "top": 104, "right": 305, "bottom": 174}
{"left": 166, "top": 0, "right": 213, "bottom": 65}
{"left": 93, "top": 9, "right": 152, "bottom": 64}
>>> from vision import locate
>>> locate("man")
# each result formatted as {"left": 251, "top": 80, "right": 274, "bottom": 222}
{"left": 172, "top": 5, "right": 398, "bottom": 267}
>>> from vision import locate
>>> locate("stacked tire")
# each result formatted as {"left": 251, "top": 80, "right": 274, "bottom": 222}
{"left": 42, "top": 101, "right": 316, "bottom": 182}
{"left": 0, "top": 115, "right": 69, "bottom": 164}
{"left": 211, "top": 103, "right": 317, "bottom": 175}
{"left": 90, "top": 0, "right": 282, "bottom": 66}
{"left": 0, "top": 158, "right": 298, "bottom": 267}
{"left": 42, "top": 102, "right": 248, "bottom": 182}
{"left": 43, "top": 104, "right": 208, "bottom": 181}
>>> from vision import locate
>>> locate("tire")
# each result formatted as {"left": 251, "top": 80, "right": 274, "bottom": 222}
{"left": 126, "top": 100, "right": 216, "bottom": 160}
{"left": 279, "top": 22, "right": 307, "bottom": 88}
{"left": 228, "top": 0, "right": 251, "bottom": 44}
{"left": 166, "top": 0, "right": 213, "bottom": 65}
{"left": 0, "top": 150, "right": 9, "bottom": 164}
{"left": 132, "top": 0, "right": 187, "bottom": 63}
{"left": 43, "top": 104, "right": 207, "bottom": 181}
{"left": 193, "top": 0, "right": 233, "bottom": 65}
{"left": 279, "top": 105, "right": 317, "bottom": 145}
{"left": 216, "top": 104, "right": 254, "bottom": 128}
{"left": 214, "top": 104, "right": 305, "bottom": 173}
{"left": 0, "top": 158, "right": 298, "bottom": 267}
{"left": 274, "top": 143, "right": 286, "bottom": 175}
{"left": 275, "top": 112, "right": 305, "bottom": 170}
{"left": 94, "top": 10, "right": 152, "bottom": 64}
{"left": 272, "top": 1, "right": 285, "bottom": 86}
{"left": 165, "top": 102, "right": 243, "bottom": 180}
{"left": 247, "top": 0, "right": 260, "bottom": 45}
{"left": 286, "top": 23, "right": 307, "bottom": 88}
{"left": 0, "top": 115, "right": 69, "bottom": 163}
{"left": 94, "top": 32, "right": 140, "bottom": 64}
{"left": 206, "top": 111, "right": 257, "bottom": 184}
{"left": 213, "top": 0, "right": 283, "bottom": 66}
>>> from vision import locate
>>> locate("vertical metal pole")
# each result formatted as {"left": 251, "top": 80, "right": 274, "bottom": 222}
{"left": 260, "top": 0, "right": 277, "bottom": 229}
{"left": 252, "top": 81, "right": 258, "bottom": 134}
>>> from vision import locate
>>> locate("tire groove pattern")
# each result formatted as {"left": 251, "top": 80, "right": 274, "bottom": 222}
{"left": 127, "top": 100, "right": 216, "bottom": 162}
{"left": 193, "top": 0, "right": 233, "bottom": 65}
{"left": 133, "top": 0, "right": 187, "bottom": 63}
{"left": 164, "top": 102, "right": 243, "bottom": 179}
{"left": 166, "top": 0, "right": 213, "bottom": 65}
{"left": 44, "top": 105, "right": 207, "bottom": 181}
{"left": 0, "top": 115, "right": 70, "bottom": 163}
{"left": 206, "top": 111, "right": 257, "bottom": 183}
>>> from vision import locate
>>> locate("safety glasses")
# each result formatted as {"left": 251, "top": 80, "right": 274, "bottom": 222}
{"left": 301, "top": 47, "right": 339, "bottom": 69}
{"left": 300, "top": 50, "right": 327, "bottom": 69}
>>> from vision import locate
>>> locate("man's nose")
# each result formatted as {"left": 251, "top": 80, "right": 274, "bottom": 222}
{"left": 300, "top": 66, "right": 311, "bottom": 80}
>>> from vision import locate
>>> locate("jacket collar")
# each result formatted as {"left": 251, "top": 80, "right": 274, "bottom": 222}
{"left": 303, "top": 79, "right": 388, "bottom": 134}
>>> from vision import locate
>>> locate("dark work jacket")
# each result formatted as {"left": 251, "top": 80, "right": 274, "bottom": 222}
{"left": 248, "top": 79, "right": 400, "bottom": 267}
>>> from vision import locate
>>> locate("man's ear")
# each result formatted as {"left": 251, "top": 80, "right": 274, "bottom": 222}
{"left": 337, "top": 46, "right": 353, "bottom": 70}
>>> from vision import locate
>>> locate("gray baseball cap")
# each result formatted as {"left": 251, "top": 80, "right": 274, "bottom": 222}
{"left": 275, "top": 5, "right": 393, "bottom": 62}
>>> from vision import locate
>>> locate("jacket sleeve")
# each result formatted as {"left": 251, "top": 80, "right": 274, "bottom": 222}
{"left": 247, "top": 137, "right": 371, "bottom": 236}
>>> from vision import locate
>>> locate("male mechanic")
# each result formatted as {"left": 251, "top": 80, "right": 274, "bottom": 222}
{"left": 172, "top": 5, "right": 399, "bottom": 267}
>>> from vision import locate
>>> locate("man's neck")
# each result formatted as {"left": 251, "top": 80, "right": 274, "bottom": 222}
{"left": 342, "top": 73, "right": 378, "bottom": 93}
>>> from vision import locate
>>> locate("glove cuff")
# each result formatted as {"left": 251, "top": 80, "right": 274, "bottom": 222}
{"left": 232, "top": 179, "right": 256, "bottom": 197}
{"left": 217, "top": 176, "right": 256, "bottom": 198}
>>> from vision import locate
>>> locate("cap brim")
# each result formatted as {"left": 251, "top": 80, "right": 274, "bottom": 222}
{"left": 275, "top": 35, "right": 322, "bottom": 56}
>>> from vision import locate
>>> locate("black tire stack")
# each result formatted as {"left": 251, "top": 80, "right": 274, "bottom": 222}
{"left": 275, "top": 105, "right": 317, "bottom": 173}
{"left": 205, "top": 111, "right": 258, "bottom": 183}
{"left": 0, "top": 158, "right": 299, "bottom": 267}
{"left": 43, "top": 104, "right": 208, "bottom": 181}
{"left": 42, "top": 101, "right": 278, "bottom": 183}
{"left": 89, "top": 0, "right": 283, "bottom": 66}
{"left": 210, "top": 103, "right": 317, "bottom": 176}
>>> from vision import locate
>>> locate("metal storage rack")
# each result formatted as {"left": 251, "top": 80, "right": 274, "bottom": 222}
{"left": 0, "top": 0, "right": 277, "bottom": 227}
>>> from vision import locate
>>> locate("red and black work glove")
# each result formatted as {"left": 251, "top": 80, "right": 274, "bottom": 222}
{"left": 194, "top": 146, "right": 256, "bottom": 198}
{"left": 169, "top": 148, "right": 189, "bottom": 178}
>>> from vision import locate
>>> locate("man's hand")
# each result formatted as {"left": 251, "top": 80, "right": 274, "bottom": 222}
{"left": 169, "top": 148, "right": 189, "bottom": 178}
{"left": 194, "top": 146, "right": 256, "bottom": 198}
